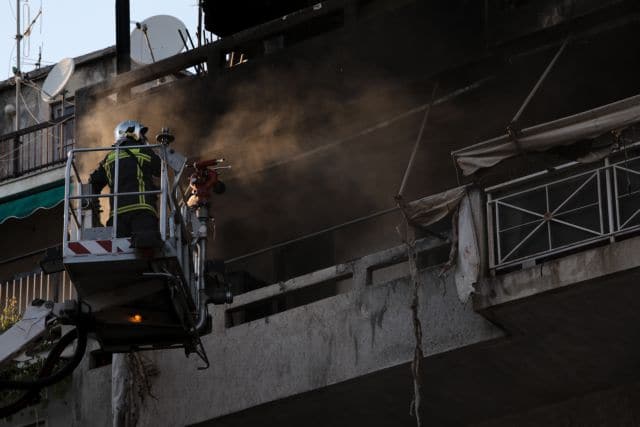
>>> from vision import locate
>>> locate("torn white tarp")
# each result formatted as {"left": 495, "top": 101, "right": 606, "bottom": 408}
{"left": 454, "top": 194, "right": 480, "bottom": 302}
{"left": 453, "top": 93, "right": 640, "bottom": 176}
{"left": 403, "top": 186, "right": 467, "bottom": 228}
{"left": 402, "top": 186, "right": 481, "bottom": 302}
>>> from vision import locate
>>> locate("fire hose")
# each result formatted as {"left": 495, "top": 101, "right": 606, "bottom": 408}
{"left": 0, "top": 321, "right": 88, "bottom": 418}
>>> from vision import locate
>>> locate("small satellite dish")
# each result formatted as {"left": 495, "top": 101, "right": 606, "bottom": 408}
{"left": 41, "top": 58, "right": 75, "bottom": 103}
{"left": 131, "top": 15, "right": 187, "bottom": 65}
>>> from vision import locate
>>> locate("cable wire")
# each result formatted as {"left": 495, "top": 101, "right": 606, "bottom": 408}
{"left": 7, "top": 0, "right": 16, "bottom": 20}
{"left": 6, "top": 43, "right": 16, "bottom": 79}
{"left": 18, "top": 85, "right": 40, "bottom": 124}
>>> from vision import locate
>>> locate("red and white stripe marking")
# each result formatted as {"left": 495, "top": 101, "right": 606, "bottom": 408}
{"left": 67, "top": 239, "right": 132, "bottom": 255}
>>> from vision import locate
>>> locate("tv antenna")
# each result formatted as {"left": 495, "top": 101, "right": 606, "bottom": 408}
{"left": 41, "top": 57, "right": 75, "bottom": 104}
{"left": 13, "top": 0, "right": 43, "bottom": 130}
{"left": 13, "top": 0, "right": 21, "bottom": 130}
{"left": 130, "top": 15, "right": 187, "bottom": 65}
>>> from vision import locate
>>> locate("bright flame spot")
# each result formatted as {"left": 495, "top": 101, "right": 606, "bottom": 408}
{"left": 129, "top": 314, "right": 143, "bottom": 323}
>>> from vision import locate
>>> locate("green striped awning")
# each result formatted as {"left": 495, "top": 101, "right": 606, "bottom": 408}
{"left": 0, "top": 183, "right": 64, "bottom": 224}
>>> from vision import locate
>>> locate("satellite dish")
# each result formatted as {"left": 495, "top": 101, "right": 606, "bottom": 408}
{"left": 131, "top": 15, "right": 187, "bottom": 65}
{"left": 41, "top": 57, "right": 75, "bottom": 103}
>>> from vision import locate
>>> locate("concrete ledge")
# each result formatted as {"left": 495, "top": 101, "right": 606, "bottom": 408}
{"left": 130, "top": 267, "right": 502, "bottom": 427}
{"left": 0, "top": 166, "right": 65, "bottom": 200}
{"left": 226, "top": 236, "right": 446, "bottom": 312}
{"left": 474, "top": 235, "right": 640, "bottom": 310}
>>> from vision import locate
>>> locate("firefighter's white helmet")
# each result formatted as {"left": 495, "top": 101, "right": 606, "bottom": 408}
{"left": 114, "top": 120, "right": 148, "bottom": 142}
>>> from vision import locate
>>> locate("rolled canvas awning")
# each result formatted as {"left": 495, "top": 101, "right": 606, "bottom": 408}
{"left": 0, "top": 183, "right": 64, "bottom": 224}
{"left": 452, "top": 94, "right": 640, "bottom": 176}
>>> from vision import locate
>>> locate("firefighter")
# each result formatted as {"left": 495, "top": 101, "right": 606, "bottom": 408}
{"left": 89, "top": 120, "right": 161, "bottom": 238}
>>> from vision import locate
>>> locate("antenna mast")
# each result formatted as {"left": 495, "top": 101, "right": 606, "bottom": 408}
{"left": 15, "top": 0, "right": 21, "bottom": 131}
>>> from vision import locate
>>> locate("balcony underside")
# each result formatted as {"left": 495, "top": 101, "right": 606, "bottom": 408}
{"left": 191, "top": 237, "right": 640, "bottom": 426}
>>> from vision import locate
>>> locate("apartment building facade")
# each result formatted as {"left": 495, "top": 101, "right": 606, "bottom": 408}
{"left": 4, "top": 0, "right": 640, "bottom": 425}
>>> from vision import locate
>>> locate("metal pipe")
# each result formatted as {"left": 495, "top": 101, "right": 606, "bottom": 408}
{"left": 115, "top": 0, "right": 131, "bottom": 74}
{"left": 486, "top": 193, "right": 495, "bottom": 271}
{"left": 178, "top": 29, "right": 201, "bottom": 75}
{"left": 511, "top": 37, "right": 570, "bottom": 125}
{"left": 195, "top": 238, "right": 209, "bottom": 333}
{"left": 70, "top": 144, "right": 162, "bottom": 153}
{"left": 62, "top": 153, "right": 74, "bottom": 250}
{"left": 604, "top": 157, "right": 616, "bottom": 242}
{"left": 75, "top": 167, "right": 83, "bottom": 240}
{"left": 613, "top": 163, "right": 621, "bottom": 231}
{"left": 15, "top": 0, "right": 21, "bottom": 132}
{"left": 495, "top": 198, "right": 502, "bottom": 264}
{"left": 397, "top": 83, "right": 438, "bottom": 198}
{"left": 546, "top": 186, "right": 552, "bottom": 250}
{"left": 197, "top": 0, "right": 203, "bottom": 48}
{"left": 13, "top": 136, "right": 20, "bottom": 178}
{"left": 597, "top": 169, "right": 604, "bottom": 234}
{"left": 142, "top": 28, "right": 156, "bottom": 63}
{"left": 159, "top": 147, "right": 167, "bottom": 241}
{"left": 25, "top": 276, "right": 29, "bottom": 311}
{"left": 112, "top": 146, "right": 120, "bottom": 242}
{"left": 67, "top": 189, "right": 161, "bottom": 200}
{"left": 165, "top": 169, "right": 177, "bottom": 241}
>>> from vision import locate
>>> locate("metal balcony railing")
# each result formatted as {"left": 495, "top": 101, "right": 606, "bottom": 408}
{"left": 0, "top": 269, "right": 75, "bottom": 315}
{"left": 0, "top": 114, "right": 74, "bottom": 182}
{"left": 486, "top": 154, "right": 640, "bottom": 272}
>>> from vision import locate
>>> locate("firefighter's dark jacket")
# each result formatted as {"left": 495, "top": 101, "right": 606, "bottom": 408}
{"left": 89, "top": 137, "right": 161, "bottom": 217}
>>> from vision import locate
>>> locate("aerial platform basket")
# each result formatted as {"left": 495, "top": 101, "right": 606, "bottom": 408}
{"left": 61, "top": 138, "right": 212, "bottom": 359}
{"left": 0, "top": 132, "right": 229, "bottom": 418}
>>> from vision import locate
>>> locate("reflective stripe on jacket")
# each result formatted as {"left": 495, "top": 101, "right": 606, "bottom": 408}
{"left": 89, "top": 139, "right": 161, "bottom": 217}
